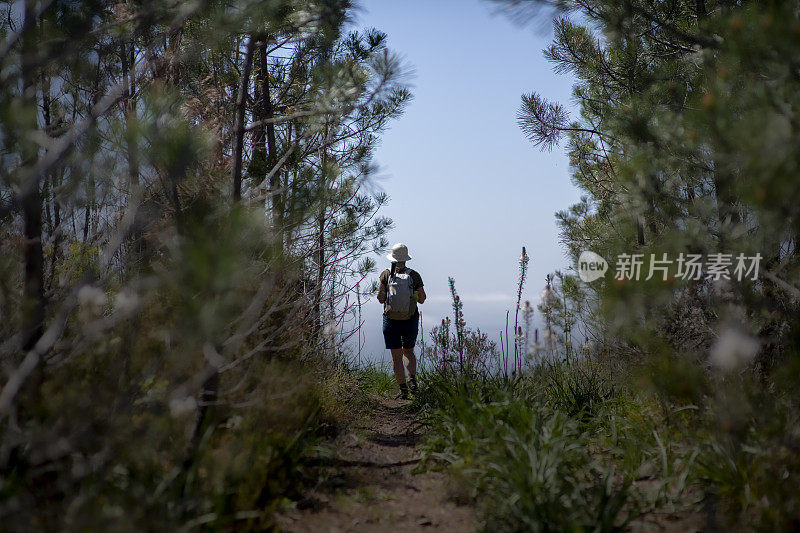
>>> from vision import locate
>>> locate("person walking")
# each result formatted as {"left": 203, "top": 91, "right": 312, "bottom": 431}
{"left": 377, "top": 243, "right": 426, "bottom": 400}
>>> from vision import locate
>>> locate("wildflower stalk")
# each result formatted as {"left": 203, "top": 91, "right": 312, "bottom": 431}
{"left": 448, "top": 277, "right": 465, "bottom": 375}
{"left": 513, "top": 246, "right": 530, "bottom": 374}
{"left": 500, "top": 327, "right": 505, "bottom": 378}
{"left": 522, "top": 300, "right": 533, "bottom": 363}
{"left": 541, "top": 274, "right": 556, "bottom": 360}
{"left": 356, "top": 281, "right": 362, "bottom": 366}
{"left": 563, "top": 285, "right": 570, "bottom": 361}
{"left": 505, "top": 310, "right": 510, "bottom": 379}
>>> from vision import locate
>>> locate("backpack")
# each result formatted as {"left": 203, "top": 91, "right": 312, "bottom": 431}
{"left": 385, "top": 268, "right": 416, "bottom": 320}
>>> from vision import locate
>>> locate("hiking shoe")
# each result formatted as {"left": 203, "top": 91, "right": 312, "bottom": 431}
{"left": 408, "top": 375, "right": 419, "bottom": 393}
{"left": 398, "top": 383, "right": 409, "bottom": 400}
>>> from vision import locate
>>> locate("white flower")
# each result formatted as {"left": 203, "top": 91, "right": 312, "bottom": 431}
{"left": 77, "top": 285, "right": 106, "bottom": 309}
{"left": 540, "top": 286, "right": 556, "bottom": 307}
{"left": 169, "top": 395, "right": 198, "bottom": 417}
{"left": 223, "top": 415, "right": 243, "bottom": 430}
{"left": 323, "top": 322, "right": 339, "bottom": 337}
{"left": 709, "top": 326, "right": 759, "bottom": 371}
{"left": 113, "top": 290, "right": 140, "bottom": 314}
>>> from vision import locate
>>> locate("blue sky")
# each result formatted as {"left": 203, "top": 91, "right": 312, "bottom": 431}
{"left": 351, "top": 0, "right": 581, "bottom": 364}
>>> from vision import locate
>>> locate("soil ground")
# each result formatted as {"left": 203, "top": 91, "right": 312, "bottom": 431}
{"left": 276, "top": 393, "right": 705, "bottom": 532}
{"left": 276, "top": 395, "right": 475, "bottom": 532}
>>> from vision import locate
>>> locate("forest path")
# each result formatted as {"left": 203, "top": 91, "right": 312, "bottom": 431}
{"left": 276, "top": 395, "right": 475, "bottom": 532}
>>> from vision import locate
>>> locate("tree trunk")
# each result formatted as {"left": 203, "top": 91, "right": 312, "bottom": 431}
{"left": 121, "top": 42, "right": 140, "bottom": 187}
{"left": 250, "top": 40, "right": 283, "bottom": 232}
{"left": 315, "top": 209, "right": 325, "bottom": 343}
{"left": 82, "top": 176, "right": 92, "bottom": 243}
{"left": 250, "top": 42, "right": 267, "bottom": 188}
{"left": 636, "top": 216, "right": 646, "bottom": 246}
{"left": 40, "top": 63, "right": 62, "bottom": 293}
{"left": 20, "top": 0, "right": 45, "bottom": 352}
{"left": 282, "top": 123, "right": 293, "bottom": 249}
{"left": 315, "top": 125, "right": 328, "bottom": 346}
{"left": 263, "top": 46, "right": 280, "bottom": 229}
{"left": 231, "top": 37, "right": 256, "bottom": 202}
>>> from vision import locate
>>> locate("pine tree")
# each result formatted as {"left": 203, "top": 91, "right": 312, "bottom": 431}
{"left": 514, "top": 0, "right": 800, "bottom": 368}
{"left": 0, "top": 1, "right": 408, "bottom": 527}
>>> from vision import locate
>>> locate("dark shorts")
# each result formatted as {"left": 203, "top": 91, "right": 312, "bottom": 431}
{"left": 382, "top": 312, "right": 419, "bottom": 350}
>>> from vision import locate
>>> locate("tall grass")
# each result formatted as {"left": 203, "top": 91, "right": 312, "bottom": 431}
{"left": 417, "top": 368, "right": 640, "bottom": 532}
{"left": 537, "top": 358, "right": 615, "bottom": 420}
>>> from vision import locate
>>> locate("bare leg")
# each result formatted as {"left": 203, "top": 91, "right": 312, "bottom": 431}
{"left": 390, "top": 348, "right": 406, "bottom": 385}
{"left": 402, "top": 348, "right": 416, "bottom": 377}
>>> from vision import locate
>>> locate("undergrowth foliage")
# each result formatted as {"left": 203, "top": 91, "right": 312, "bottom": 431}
{"left": 538, "top": 359, "right": 615, "bottom": 420}
{"left": 0, "top": 0, "right": 408, "bottom": 529}
{"left": 416, "top": 254, "right": 800, "bottom": 531}
{"left": 418, "top": 369, "right": 643, "bottom": 532}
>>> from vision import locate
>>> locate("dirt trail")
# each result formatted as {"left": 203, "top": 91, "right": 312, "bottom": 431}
{"left": 276, "top": 395, "right": 475, "bottom": 532}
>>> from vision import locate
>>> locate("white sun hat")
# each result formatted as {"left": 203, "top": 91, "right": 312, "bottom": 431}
{"left": 386, "top": 243, "right": 412, "bottom": 262}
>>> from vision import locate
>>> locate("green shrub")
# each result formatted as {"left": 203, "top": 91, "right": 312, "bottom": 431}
{"left": 421, "top": 376, "right": 634, "bottom": 532}
{"left": 695, "top": 378, "right": 800, "bottom": 531}
{"left": 535, "top": 358, "right": 616, "bottom": 421}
